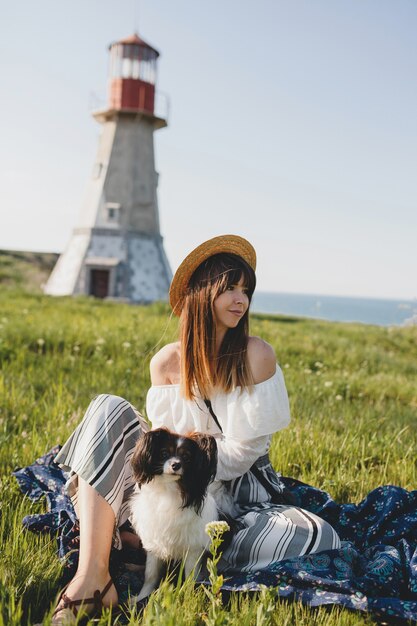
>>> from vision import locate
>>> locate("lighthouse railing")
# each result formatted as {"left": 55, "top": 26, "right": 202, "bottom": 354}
{"left": 89, "top": 89, "right": 170, "bottom": 123}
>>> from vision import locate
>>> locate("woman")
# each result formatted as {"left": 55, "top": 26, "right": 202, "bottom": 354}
{"left": 52, "top": 235, "right": 340, "bottom": 624}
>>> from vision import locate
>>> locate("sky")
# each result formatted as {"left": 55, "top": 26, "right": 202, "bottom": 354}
{"left": 1, "top": 0, "right": 416, "bottom": 300}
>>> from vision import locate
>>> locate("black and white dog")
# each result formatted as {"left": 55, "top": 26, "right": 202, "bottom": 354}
{"left": 129, "top": 428, "right": 221, "bottom": 601}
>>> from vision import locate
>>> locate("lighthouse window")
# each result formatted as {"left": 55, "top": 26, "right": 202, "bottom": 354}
{"left": 110, "top": 44, "right": 124, "bottom": 78}
{"left": 132, "top": 59, "right": 140, "bottom": 79}
{"left": 139, "top": 61, "right": 148, "bottom": 82}
{"left": 139, "top": 59, "right": 156, "bottom": 84}
{"left": 106, "top": 203, "right": 121, "bottom": 223}
{"left": 122, "top": 58, "right": 132, "bottom": 78}
{"left": 114, "top": 56, "right": 123, "bottom": 78}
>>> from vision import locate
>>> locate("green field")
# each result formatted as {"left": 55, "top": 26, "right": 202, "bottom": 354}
{"left": 1, "top": 288, "right": 416, "bottom": 625}
{"left": 0, "top": 250, "right": 58, "bottom": 293}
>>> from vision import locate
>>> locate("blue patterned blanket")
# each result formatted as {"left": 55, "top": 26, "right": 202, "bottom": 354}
{"left": 13, "top": 447, "right": 417, "bottom": 623}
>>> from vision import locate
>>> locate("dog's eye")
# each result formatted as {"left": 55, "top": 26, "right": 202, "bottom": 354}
{"left": 180, "top": 451, "right": 191, "bottom": 463}
{"left": 160, "top": 449, "right": 170, "bottom": 460}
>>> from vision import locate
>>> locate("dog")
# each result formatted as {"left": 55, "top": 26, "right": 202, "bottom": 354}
{"left": 129, "top": 428, "right": 220, "bottom": 601}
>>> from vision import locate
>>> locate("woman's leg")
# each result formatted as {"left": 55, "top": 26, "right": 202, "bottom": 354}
{"left": 52, "top": 478, "right": 118, "bottom": 623}
{"left": 52, "top": 394, "right": 149, "bottom": 623}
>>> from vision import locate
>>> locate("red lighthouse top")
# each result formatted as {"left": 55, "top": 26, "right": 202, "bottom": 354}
{"left": 107, "top": 32, "right": 161, "bottom": 117}
{"left": 115, "top": 33, "right": 160, "bottom": 57}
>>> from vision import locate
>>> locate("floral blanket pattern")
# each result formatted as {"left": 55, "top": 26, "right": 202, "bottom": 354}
{"left": 13, "top": 447, "right": 417, "bottom": 623}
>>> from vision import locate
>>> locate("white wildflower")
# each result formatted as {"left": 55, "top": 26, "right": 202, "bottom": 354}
{"left": 314, "top": 361, "right": 323, "bottom": 368}
{"left": 304, "top": 368, "right": 312, "bottom": 374}
{"left": 106, "top": 359, "right": 113, "bottom": 366}
{"left": 284, "top": 363, "right": 290, "bottom": 369}
{"left": 96, "top": 337, "right": 105, "bottom": 345}
{"left": 324, "top": 381, "right": 333, "bottom": 387}
{"left": 37, "top": 338, "right": 45, "bottom": 346}
{"left": 335, "top": 394, "right": 343, "bottom": 401}
{"left": 205, "top": 521, "right": 230, "bottom": 538}
{"left": 122, "top": 341, "right": 131, "bottom": 349}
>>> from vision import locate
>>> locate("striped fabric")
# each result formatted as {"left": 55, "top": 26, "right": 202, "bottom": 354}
{"left": 220, "top": 456, "right": 341, "bottom": 572}
{"left": 55, "top": 394, "right": 149, "bottom": 547}
{"left": 55, "top": 394, "right": 340, "bottom": 568}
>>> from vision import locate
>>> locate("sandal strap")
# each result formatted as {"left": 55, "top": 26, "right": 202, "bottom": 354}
{"left": 98, "top": 579, "right": 114, "bottom": 602}
{"left": 55, "top": 579, "right": 114, "bottom": 615}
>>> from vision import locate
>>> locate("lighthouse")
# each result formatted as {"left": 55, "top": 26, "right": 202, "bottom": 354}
{"left": 45, "top": 33, "right": 172, "bottom": 302}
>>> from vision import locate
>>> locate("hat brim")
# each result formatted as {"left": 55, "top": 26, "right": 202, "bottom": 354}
{"left": 169, "top": 234, "right": 256, "bottom": 315}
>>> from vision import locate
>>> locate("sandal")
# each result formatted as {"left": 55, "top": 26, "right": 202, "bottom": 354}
{"left": 52, "top": 579, "right": 118, "bottom": 625}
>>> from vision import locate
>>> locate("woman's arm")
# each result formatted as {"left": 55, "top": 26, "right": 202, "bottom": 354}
{"left": 215, "top": 435, "right": 271, "bottom": 480}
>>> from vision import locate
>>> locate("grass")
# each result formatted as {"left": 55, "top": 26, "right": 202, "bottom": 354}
{"left": 0, "top": 288, "right": 416, "bottom": 625}
{"left": 0, "top": 250, "right": 58, "bottom": 293}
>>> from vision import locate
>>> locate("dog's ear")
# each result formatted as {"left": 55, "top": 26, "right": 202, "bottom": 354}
{"left": 181, "top": 433, "right": 218, "bottom": 513}
{"left": 188, "top": 433, "right": 218, "bottom": 484}
{"left": 131, "top": 428, "right": 170, "bottom": 485}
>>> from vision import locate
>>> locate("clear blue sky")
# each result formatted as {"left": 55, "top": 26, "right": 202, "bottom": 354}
{"left": 1, "top": 0, "right": 416, "bottom": 300}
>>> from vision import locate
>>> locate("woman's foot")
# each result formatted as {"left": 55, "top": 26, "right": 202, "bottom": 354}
{"left": 52, "top": 575, "right": 118, "bottom": 625}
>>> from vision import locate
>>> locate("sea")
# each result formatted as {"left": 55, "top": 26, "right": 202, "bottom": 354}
{"left": 251, "top": 292, "right": 417, "bottom": 327}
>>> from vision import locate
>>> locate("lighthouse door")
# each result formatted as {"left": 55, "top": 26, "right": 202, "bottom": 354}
{"left": 90, "top": 269, "right": 110, "bottom": 298}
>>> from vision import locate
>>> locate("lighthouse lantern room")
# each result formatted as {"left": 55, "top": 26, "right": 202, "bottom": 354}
{"left": 45, "top": 33, "right": 171, "bottom": 302}
{"left": 108, "top": 33, "right": 158, "bottom": 114}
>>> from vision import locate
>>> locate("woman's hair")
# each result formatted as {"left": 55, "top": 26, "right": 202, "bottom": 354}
{"left": 180, "top": 253, "right": 256, "bottom": 400}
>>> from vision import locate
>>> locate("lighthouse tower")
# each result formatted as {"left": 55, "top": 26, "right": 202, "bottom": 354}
{"left": 45, "top": 33, "right": 172, "bottom": 302}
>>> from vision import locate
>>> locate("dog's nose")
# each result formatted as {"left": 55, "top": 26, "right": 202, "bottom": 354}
{"left": 171, "top": 461, "right": 181, "bottom": 472}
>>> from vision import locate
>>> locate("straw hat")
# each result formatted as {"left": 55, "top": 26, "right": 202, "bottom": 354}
{"left": 169, "top": 234, "right": 257, "bottom": 315}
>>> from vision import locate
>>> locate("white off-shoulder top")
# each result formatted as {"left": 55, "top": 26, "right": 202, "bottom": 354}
{"left": 146, "top": 366, "right": 291, "bottom": 481}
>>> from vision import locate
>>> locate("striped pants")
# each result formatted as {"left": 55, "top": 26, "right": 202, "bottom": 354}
{"left": 55, "top": 394, "right": 340, "bottom": 571}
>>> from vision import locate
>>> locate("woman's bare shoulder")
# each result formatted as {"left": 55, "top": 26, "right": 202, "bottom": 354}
{"left": 247, "top": 336, "right": 276, "bottom": 384}
{"left": 150, "top": 342, "right": 181, "bottom": 385}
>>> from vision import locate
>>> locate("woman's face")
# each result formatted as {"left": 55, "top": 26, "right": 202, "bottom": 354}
{"left": 213, "top": 276, "right": 249, "bottom": 333}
